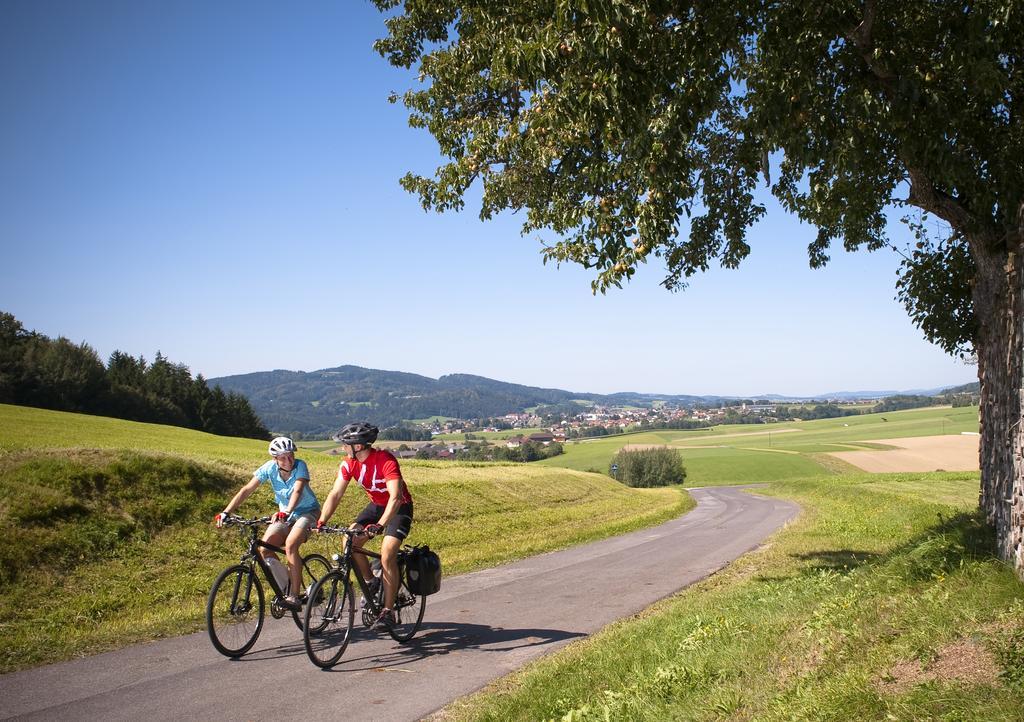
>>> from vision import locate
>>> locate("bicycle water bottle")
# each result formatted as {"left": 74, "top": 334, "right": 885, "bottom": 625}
{"left": 266, "top": 557, "right": 289, "bottom": 593}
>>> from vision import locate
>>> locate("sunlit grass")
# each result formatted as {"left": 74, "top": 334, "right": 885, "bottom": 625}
{"left": 446, "top": 471, "right": 1024, "bottom": 721}
{"left": 6, "top": 399, "right": 1010, "bottom": 722}
{"left": 681, "top": 447, "right": 829, "bottom": 485}
{"left": 537, "top": 406, "right": 979, "bottom": 484}
{"left": 0, "top": 404, "right": 690, "bottom": 672}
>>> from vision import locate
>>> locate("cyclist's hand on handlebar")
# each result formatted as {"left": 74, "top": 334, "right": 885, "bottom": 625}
{"left": 364, "top": 523, "right": 384, "bottom": 538}
{"left": 213, "top": 512, "right": 229, "bottom": 528}
{"left": 272, "top": 511, "right": 288, "bottom": 523}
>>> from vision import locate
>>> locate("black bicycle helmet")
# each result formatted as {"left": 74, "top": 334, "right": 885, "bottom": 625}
{"left": 338, "top": 421, "right": 379, "bottom": 446}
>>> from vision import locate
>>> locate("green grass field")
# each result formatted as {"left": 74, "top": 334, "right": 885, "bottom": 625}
{"left": 434, "top": 404, "right": 1024, "bottom": 721}
{"left": 447, "top": 470, "right": 1024, "bottom": 721}
{"left": 679, "top": 447, "right": 830, "bottom": 484}
{"left": 433, "top": 427, "right": 550, "bottom": 441}
{"left": 4, "top": 400, "right": 1020, "bottom": 720}
{"left": 293, "top": 439, "right": 340, "bottom": 452}
{"left": 538, "top": 406, "right": 979, "bottom": 484}
{"left": 0, "top": 404, "right": 689, "bottom": 672}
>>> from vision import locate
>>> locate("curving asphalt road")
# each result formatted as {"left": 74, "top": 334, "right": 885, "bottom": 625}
{"left": 0, "top": 486, "right": 798, "bottom": 721}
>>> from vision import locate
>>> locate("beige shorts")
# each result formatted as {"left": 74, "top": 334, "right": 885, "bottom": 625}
{"left": 267, "top": 511, "right": 318, "bottom": 542}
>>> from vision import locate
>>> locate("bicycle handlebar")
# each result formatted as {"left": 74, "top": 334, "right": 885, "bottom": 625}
{"left": 314, "top": 524, "right": 369, "bottom": 537}
{"left": 220, "top": 514, "right": 273, "bottom": 527}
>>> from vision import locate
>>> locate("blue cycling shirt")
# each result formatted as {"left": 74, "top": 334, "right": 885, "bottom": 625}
{"left": 253, "top": 459, "right": 320, "bottom": 515}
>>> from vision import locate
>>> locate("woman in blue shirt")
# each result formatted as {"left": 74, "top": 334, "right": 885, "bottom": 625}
{"left": 215, "top": 436, "right": 321, "bottom": 610}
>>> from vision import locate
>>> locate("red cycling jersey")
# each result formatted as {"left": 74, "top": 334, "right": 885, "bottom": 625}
{"left": 339, "top": 448, "right": 412, "bottom": 506}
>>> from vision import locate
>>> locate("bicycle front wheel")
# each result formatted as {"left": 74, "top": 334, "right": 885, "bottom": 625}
{"left": 303, "top": 569, "right": 355, "bottom": 668}
{"left": 389, "top": 574, "right": 426, "bottom": 643}
{"left": 207, "top": 564, "right": 264, "bottom": 657}
{"left": 291, "top": 553, "right": 332, "bottom": 631}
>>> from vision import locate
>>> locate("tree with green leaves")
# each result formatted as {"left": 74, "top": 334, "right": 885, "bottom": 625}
{"left": 0, "top": 312, "right": 34, "bottom": 403}
{"left": 372, "top": 1, "right": 1024, "bottom": 574}
{"left": 0, "top": 311, "right": 269, "bottom": 440}
{"left": 610, "top": 446, "right": 687, "bottom": 487}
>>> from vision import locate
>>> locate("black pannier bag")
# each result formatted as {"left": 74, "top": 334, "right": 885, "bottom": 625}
{"left": 405, "top": 544, "right": 442, "bottom": 596}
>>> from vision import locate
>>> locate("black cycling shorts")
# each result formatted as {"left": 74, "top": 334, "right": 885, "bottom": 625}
{"left": 355, "top": 502, "right": 413, "bottom": 540}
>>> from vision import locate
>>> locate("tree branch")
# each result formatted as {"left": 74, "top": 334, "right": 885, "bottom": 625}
{"left": 851, "top": 0, "right": 877, "bottom": 53}
{"left": 850, "top": 0, "right": 897, "bottom": 84}
{"left": 904, "top": 165, "right": 972, "bottom": 232}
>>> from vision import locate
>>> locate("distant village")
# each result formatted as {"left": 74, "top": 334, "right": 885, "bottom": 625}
{"left": 373, "top": 400, "right": 863, "bottom": 461}
{"left": 442, "top": 403, "right": 760, "bottom": 436}
{"left": 325, "top": 389, "right": 976, "bottom": 461}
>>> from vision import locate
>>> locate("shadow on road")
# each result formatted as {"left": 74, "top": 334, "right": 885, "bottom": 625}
{"left": 230, "top": 621, "right": 583, "bottom": 671}
{"left": 234, "top": 639, "right": 310, "bottom": 663}
{"left": 306, "top": 621, "right": 585, "bottom": 672}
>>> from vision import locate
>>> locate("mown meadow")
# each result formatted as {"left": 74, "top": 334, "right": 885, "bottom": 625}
{"left": 538, "top": 405, "right": 979, "bottom": 484}
{"left": 0, "top": 404, "right": 689, "bottom": 673}
{"left": 5, "top": 401, "right": 1022, "bottom": 720}
{"left": 440, "top": 406, "right": 1024, "bottom": 721}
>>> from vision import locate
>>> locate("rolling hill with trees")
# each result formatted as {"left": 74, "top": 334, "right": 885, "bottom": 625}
{"left": 209, "top": 365, "right": 710, "bottom": 437}
{"left": 210, "top": 363, "right": 973, "bottom": 439}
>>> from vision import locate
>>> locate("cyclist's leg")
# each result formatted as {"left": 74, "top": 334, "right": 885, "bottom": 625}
{"left": 284, "top": 513, "right": 316, "bottom": 597}
{"left": 380, "top": 505, "right": 413, "bottom": 610}
{"left": 380, "top": 535, "right": 403, "bottom": 610}
{"left": 260, "top": 521, "right": 288, "bottom": 562}
{"left": 351, "top": 503, "right": 383, "bottom": 583}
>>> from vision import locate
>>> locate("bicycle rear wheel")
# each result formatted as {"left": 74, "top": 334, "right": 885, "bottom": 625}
{"left": 388, "top": 573, "right": 425, "bottom": 643}
{"left": 291, "top": 553, "right": 331, "bottom": 631}
{"left": 303, "top": 569, "right": 355, "bottom": 668}
{"left": 207, "top": 564, "right": 264, "bottom": 657}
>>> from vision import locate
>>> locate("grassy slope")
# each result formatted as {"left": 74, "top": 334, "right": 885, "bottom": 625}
{"left": 448, "top": 472, "right": 1024, "bottom": 721}
{"left": 538, "top": 406, "right": 979, "bottom": 484}
{"left": 8, "top": 400, "right": 1017, "bottom": 720}
{"left": 444, "top": 406, "right": 1022, "bottom": 721}
{"left": 0, "top": 404, "right": 690, "bottom": 673}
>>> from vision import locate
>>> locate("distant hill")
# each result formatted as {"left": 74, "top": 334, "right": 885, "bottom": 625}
{"left": 209, "top": 365, "right": 707, "bottom": 437}
{"left": 812, "top": 383, "right": 977, "bottom": 400}
{"left": 210, "top": 364, "right": 977, "bottom": 438}
{"left": 940, "top": 381, "right": 981, "bottom": 395}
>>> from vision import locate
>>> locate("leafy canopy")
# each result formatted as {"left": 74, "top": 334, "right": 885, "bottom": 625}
{"left": 373, "top": 1, "right": 1022, "bottom": 354}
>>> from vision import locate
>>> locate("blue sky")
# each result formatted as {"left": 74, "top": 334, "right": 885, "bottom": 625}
{"left": 0, "top": 1, "right": 974, "bottom": 397}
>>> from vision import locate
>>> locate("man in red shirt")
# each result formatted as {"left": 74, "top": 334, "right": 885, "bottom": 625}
{"left": 317, "top": 422, "right": 413, "bottom": 631}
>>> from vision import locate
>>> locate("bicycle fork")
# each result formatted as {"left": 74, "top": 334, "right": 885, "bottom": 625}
{"left": 230, "top": 565, "right": 257, "bottom": 616}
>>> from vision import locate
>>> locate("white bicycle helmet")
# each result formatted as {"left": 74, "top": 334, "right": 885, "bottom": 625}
{"left": 268, "top": 436, "right": 297, "bottom": 457}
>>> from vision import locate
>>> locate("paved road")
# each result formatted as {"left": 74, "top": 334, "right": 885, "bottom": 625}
{"left": 1, "top": 486, "right": 798, "bottom": 721}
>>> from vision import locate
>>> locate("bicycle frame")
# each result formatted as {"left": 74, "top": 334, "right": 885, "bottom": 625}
{"left": 317, "top": 526, "right": 416, "bottom": 617}
{"left": 329, "top": 529, "right": 384, "bottom": 606}
{"left": 302, "top": 525, "right": 425, "bottom": 666}
{"left": 209, "top": 515, "right": 335, "bottom": 659}
{"left": 234, "top": 519, "right": 292, "bottom": 599}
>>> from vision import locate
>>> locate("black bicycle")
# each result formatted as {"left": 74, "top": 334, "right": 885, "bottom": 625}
{"left": 302, "top": 525, "right": 426, "bottom": 668}
{"left": 206, "top": 514, "right": 330, "bottom": 658}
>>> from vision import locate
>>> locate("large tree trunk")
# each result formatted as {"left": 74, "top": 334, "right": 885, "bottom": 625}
{"left": 975, "top": 244, "right": 1024, "bottom": 578}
